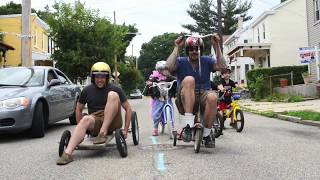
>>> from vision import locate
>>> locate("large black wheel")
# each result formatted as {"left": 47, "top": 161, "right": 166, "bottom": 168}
{"left": 115, "top": 129, "right": 128, "bottom": 158}
{"left": 131, "top": 111, "right": 139, "bottom": 145}
{"left": 59, "top": 130, "right": 71, "bottom": 157}
{"left": 194, "top": 128, "right": 203, "bottom": 153}
{"left": 30, "top": 101, "right": 45, "bottom": 138}
{"left": 213, "top": 111, "right": 223, "bottom": 138}
{"left": 234, "top": 109, "right": 244, "bottom": 132}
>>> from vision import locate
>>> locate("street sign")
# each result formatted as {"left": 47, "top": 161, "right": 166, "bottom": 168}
{"left": 298, "top": 47, "right": 316, "bottom": 63}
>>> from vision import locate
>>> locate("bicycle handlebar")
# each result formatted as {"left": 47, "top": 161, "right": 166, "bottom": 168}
{"left": 150, "top": 80, "right": 177, "bottom": 92}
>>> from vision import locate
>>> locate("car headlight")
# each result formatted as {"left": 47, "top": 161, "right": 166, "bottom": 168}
{"left": 0, "top": 97, "right": 30, "bottom": 109}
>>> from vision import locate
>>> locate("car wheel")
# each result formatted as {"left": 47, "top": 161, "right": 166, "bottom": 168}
{"left": 30, "top": 101, "right": 45, "bottom": 138}
{"left": 69, "top": 98, "right": 78, "bottom": 125}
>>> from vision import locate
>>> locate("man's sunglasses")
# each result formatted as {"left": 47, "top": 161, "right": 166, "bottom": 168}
{"left": 188, "top": 47, "right": 199, "bottom": 52}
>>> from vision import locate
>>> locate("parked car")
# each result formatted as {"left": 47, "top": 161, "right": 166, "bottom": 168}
{"left": 0, "top": 66, "right": 81, "bottom": 138}
{"left": 129, "top": 89, "right": 143, "bottom": 99}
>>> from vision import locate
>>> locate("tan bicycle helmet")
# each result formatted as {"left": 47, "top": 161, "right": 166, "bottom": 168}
{"left": 90, "top": 62, "right": 111, "bottom": 82}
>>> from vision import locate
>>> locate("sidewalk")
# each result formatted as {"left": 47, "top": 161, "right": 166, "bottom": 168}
{"left": 239, "top": 99, "right": 320, "bottom": 127}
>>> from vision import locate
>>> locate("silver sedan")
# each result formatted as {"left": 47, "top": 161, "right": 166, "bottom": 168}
{"left": 0, "top": 66, "right": 81, "bottom": 138}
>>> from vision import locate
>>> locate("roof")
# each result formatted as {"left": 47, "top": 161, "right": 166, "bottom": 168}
{"left": 0, "top": 42, "right": 15, "bottom": 51}
{"left": 0, "top": 13, "right": 49, "bottom": 31}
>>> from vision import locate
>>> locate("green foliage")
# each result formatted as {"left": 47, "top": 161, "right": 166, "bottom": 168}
{"left": 282, "top": 111, "right": 320, "bottom": 121}
{"left": 45, "top": 1, "right": 137, "bottom": 80}
{"left": 183, "top": 0, "right": 252, "bottom": 35}
{"left": 248, "top": 75, "right": 265, "bottom": 101}
{"left": 267, "top": 92, "right": 303, "bottom": 103}
{"left": 118, "top": 62, "right": 144, "bottom": 95}
{"left": 138, "top": 32, "right": 181, "bottom": 79}
{"left": 0, "top": 1, "right": 36, "bottom": 15}
{"left": 247, "top": 65, "right": 307, "bottom": 99}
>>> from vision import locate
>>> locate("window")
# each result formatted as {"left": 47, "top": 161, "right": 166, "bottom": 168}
{"left": 42, "top": 32, "right": 45, "bottom": 50}
{"left": 244, "top": 39, "right": 248, "bottom": 43}
{"left": 257, "top": 28, "right": 260, "bottom": 43}
{"left": 263, "top": 24, "right": 266, "bottom": 39}
{"left": 55, "top": 70, "right": 70, "bottom": 84}
{"left": 315, "top": 0, "right": 320, "bottom": 22}
{"left": 33, "top": 30, "right": 37, "bottom": 47}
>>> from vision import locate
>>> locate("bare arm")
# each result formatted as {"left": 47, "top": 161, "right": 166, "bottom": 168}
{"left": 166, "top": 36, "right": 184, "bottom": 72}
{"left": 75, "top": 102, "right": 85, "bottom": 124}
{"left": 211, "top": 34, "right": 227, "bottom": 72}
{"left": 121, "top": 100, "right": 132, "bottom": 138}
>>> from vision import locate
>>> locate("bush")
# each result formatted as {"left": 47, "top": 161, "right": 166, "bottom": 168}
{"left": 247, "top": 65, "right": 307, "bottom": 99}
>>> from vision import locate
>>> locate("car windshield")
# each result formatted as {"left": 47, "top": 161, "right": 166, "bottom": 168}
{"left": 0, "top": 68, "right": 44, "bottom": 87}
{"left": 131, "top": 89, "right": 141, "bottom": 94}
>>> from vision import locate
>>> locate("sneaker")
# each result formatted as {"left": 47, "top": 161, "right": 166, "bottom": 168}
{"left": 182, "top": 125, "right": 192, "bottom": 142}
{"left": 93, "top": 133, "right": 107, "bottom": 144}
{"left": 152, "top": 128, "right": 159, "bottom": 136}
{"left": 56, "top": 152, "right": 73, "bottom": 165}
{"left": 204, "top": 135, "right": 215, "bottom": 148}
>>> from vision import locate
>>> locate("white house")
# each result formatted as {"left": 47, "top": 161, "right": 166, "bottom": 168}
{"left": 224, "top": 0, "right": 308, "bottom": 83}
{"left": 306, "top": 0, "right": 320, "bottom": 82}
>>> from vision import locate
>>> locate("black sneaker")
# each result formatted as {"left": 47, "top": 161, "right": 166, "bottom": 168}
{"left": 182, "top": 125, "right": 192, "bottom": 142}
{"left": 204, "top": 135, "right": 215, "bottom": 148}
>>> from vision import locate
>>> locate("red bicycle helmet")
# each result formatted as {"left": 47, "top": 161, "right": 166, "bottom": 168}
{"left": 185, "top": 36, "right": 204, "bottom": 55}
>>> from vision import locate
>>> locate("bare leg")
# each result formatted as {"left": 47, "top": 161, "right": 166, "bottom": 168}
{"left": 180, "top": 76, "right": 195, "bottom": 113}
{"left": 99, "top": 91, "right": 121, "bottom": 135}
{"left": 203, "top": 92, "right": 218, "bottom": 128}
{"left": 65, "top": 116, "right": 95, "bottom": 155}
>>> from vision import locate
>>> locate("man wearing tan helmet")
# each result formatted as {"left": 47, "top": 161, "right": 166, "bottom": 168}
{"left": 166, "top": 34, "right": 226, "bottom": 148}
{"left": 56, "top": 62, "right": 132, "bottom": 165}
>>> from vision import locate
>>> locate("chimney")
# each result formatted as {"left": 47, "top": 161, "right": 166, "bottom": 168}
{"left": 238, "top": 16, "right": 244, "bottom": 29}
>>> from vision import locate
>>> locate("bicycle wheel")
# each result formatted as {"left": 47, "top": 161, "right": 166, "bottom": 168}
{"left": 115, "top": 129, "right": 128, "bottom": 158}
{"left": 234, "top": 109, "right": 244, "bottom": 132}
{"left": 213, "top": 111, "right": 223, "bottom": 138}
{"left": 173, "top": 131, "right": 177, "bottom": 146}
{"left": 58, "top": 130, "right": 71, "bottom": 157}
{"left": 131, "top": 111, "right": 139, "bottom": 145}
{"left": 159, "top": 121, "right": 165, "bottom": 134}
{"left": 165, "top": 106, "right": 174, "bottom": 139}
{"left": 194, "top": 127, "right": 203, "bottom": 153}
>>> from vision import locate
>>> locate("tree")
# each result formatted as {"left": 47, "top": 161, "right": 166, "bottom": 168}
{"left": 183, "top": 0, "right": 252, "bottom": 35}
{"left": 0, "top": 1, "right": 36, "bottom": 15}
{"left": 138, "top": 32, "right": 180, "bottom": 79}
{"left": 46, "top": 1, "right": 137, "bottom": 80}
{"left": 118, "top": 62, "right": 144, "bottom": 94}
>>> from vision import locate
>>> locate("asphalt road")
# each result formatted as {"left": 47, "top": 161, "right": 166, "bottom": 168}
{"left": 1, "top": 98, "right": 320, "bottom": 180}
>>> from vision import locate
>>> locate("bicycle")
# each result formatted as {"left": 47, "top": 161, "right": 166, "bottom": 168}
{"left": 218, "top": 90, "right": 244, "bottom": 132}
{"left": 150, "top": 80, "right": 177, "bottom": 142}
{"left": 177, "top": 33, "right": 220, "bottom": 153}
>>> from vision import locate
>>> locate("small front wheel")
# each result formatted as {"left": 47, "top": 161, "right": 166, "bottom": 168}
{"left": 115, "top": 129, "right": 128, "bottom": 158}
{"left": 59, "top": 130, "right": 71, "bottom": 157}
{"left": 165, "top": 106, "right": 174, "bottom": 139}
{"left": 234, "top": 109, "right": 244, "bottom": 132}
{"left": 173, "top": 131, "right": 177, "bottom": 146}
{"left": 194, "top": 128, "right": 203, "bottom": 153}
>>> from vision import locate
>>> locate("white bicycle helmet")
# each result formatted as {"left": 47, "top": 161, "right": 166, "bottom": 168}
{"left": 155, "top": 61, "right": 167, "bottom": 71}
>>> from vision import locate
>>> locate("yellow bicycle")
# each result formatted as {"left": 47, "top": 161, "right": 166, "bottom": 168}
{"left": 218, "top": 90, "right": 244, "bottom": 132}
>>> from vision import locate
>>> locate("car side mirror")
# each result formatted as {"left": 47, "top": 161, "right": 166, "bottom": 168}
{"left": 48, "top": 79, "right": 61, "bottom": 88}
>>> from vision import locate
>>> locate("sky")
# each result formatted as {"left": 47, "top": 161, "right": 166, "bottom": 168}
{"left": 0, "top": 0, "right": 280, "bottom": 56}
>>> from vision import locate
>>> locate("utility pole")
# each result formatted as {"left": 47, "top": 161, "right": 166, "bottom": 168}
{"left": 21, "top": 0, "right": 32, "bottom": 67}
{"left": 113, "top": 11, "right": 119, "bottom": 83}
{"left": 217, "top": 0, "right": 223, "bottom": 52}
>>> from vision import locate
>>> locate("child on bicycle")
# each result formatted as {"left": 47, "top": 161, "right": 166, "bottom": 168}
{"left": 217, "top": 68, "right": 243, "bottom": 126}
{"left": 146, "top": 61, "right": 176, "bottom": 136}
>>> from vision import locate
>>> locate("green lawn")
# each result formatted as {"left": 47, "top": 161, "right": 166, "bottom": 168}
{"left": 282, "top": 111, "right": 320, "bottom": 121}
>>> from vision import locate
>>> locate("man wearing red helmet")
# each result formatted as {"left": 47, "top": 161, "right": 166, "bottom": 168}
{"left": 166, "top": 34, "right": 226, "bottom": 148}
